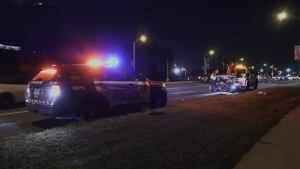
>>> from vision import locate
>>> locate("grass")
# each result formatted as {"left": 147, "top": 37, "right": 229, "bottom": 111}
{"left": 1, "top": 86, "right": 300, "bottom": 169}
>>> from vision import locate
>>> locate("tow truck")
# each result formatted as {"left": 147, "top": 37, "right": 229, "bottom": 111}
{"left": 212, "top": 64, "right": 258, "bottom": 93}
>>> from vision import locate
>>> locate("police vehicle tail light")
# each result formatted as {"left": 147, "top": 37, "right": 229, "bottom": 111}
{"left": 50, "top": 85, "right": 60, "bottom": 97}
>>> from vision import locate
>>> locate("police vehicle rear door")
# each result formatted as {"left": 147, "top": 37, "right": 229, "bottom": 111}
{"left": 123, "top": 72, "right": 149, "bottom": 103}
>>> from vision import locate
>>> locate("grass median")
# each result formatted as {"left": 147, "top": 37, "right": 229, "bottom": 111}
{"left": 1, "top": 86, "right": 300, "bottom": 169}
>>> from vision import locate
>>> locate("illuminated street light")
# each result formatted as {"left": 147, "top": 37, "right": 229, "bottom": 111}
{"left": 132, "top": 35, "right": 147, "bottom": 71}
{"left": 236, "top": 58, "right": 244, "bottom": 65}
{"left": 277, "top": 11, "right": 300, "bottom": 75}
{"left": 277, "top": 11, "right": 300, "bottom": 21}
{"left": 174, "top": 67, "right": 180, "bottom": 75}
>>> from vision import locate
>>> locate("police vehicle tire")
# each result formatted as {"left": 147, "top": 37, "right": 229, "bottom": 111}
{"left": 77, "top": 97, "right": 109, "bottom": 122}
{"left": 150, "top": 91, "right": 167, "bottom": 109}
{"left": 0, "top": 93, "right": 14, "bottom": 109}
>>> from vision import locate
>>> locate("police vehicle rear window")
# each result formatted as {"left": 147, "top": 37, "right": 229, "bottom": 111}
{"left": 33, "top": 69, "right": 57, "bottom": 81}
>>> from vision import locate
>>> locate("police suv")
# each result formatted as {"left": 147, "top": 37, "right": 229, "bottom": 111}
{"left": 25, "top": 64, "right": 168, "bottom": 121}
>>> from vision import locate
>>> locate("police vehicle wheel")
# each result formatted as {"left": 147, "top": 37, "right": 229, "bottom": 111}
{"left": 150, "top": 92, "right": 167, "bottom": 109}
{"left": 0, "top": 93, "right": 14, "bottom": 109}
{"left": 78, "top": 101, "right": 102, "bottom": 122}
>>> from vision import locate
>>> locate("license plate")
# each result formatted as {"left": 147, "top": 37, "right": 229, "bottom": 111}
{"left": 34, "top": 88, "right": 40, "bottom": 95}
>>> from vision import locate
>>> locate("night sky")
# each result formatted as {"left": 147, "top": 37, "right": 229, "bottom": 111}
{"left": 1, "top": 0, "right": 300, "bottom": 74}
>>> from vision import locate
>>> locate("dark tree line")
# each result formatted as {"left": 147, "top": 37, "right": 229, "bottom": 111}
{"left": 135, "top": 42, "right": 174, "bottom": 81}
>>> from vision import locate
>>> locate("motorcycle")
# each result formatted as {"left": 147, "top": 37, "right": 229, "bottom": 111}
{"left": 211, "top": 79, "right": 236, "bottom": 93}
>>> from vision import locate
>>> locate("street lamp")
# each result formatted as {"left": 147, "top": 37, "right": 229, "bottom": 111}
{"left": 204, "top": 50, "right": 214, "bottom": 74}
{"left": 277, "top": 11, "right": 300, "bottom": 21}
{"left": 132, "top": 35, "right": 147, "bottom": 71}
{"left": 286, "top": 68, "right": 291, "bottom": 74}
{"left": 236, "top": 58, "right": 244, "bottom": 65}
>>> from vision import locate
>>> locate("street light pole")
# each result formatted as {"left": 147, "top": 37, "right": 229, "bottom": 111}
{"left": 132, "top": 35, "right": 146, "bottom": 71}
{"left": 204, "top": 50, "right": 215, "bottom": 74}
{"left": 166, "top": 58, "right": 169, "bottom": 82}
{"left": 204, "top": 55, "right": 206, "bottom": 74}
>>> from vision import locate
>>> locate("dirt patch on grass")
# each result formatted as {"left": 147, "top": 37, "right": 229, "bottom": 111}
{"left": 1, "top": 87, "right": 300, "bottom": 169}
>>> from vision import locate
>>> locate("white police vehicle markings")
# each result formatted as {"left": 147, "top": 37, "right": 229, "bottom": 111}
{"left": 30, "top": 81, "right": 43, "bottom": 84}
{"left": 73, "top": 86, "right": 86, "bottom": 90}
{"left": 112, "top": 92, "right": 140, "bottom": 101}
{"left": 70, "top": 75, "right": 80, "bottom": 80}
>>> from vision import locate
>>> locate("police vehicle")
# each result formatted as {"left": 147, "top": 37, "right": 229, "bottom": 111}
{"left": 25, "top": 61, "right": 168, "bottom": 121}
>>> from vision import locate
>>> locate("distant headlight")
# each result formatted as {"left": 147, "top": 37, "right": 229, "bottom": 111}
{"left": 51, "top": 85, "right": 60, "bottom": 97}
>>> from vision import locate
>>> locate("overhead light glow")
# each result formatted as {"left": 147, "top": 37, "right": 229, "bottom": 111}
{"left": 105, "top": 58, "right": 119, "bottom": 66}
{"left": 277, "top": 12, "right": 287, "bottom": 20}
{"left": 87, "top": 59, "right": 102, "bottom": 66}
{"left": 42, "top": 69, "right": 57, "bottom": 74}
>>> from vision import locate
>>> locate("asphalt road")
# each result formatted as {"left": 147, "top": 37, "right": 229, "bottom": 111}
{"left": 0, "top": 80, "right": 299, "bottom": 139}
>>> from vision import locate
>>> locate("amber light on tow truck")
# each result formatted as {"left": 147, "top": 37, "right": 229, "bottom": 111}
{"left": 236, "top": 65, "right": 246, "bottom": 69}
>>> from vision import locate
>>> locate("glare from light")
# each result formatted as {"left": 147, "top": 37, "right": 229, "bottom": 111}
{"left": 209, "top": 50, "right": 214, "bottom": 55}
{"left": 140, "top": 35, "right": 147, "bottom": 42}
{"left": 106, "top": 58, "right": 119, "bottom": 66}
{"left": 42, "top": 69, "right": 57, "bottom": 74}
{"left": 51, "top": 85, "right": 60, "bottom": 97}
{"left": 277, "top": 12, "right": 287, "bottom": 20}
{"left": 87, "top": 59, "right": 102, "bottom": 66}
{"left": 174, "top": 68, "right": 180, "bottom": 74}
{"left": 236, "top": 65, "right": 245, "bottom": 69}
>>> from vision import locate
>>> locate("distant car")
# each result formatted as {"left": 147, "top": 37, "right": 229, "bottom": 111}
{"left": 0, "top": 75, "right": 32, "bottom": 108}
{"left": 286, "top": 76, "right": 294, "bottom": 80}
{"left": 278, "top": 75, "right": 288, "bottom": 81}
{"left": 199, "top": 74, "right": 211, "bottom": 83}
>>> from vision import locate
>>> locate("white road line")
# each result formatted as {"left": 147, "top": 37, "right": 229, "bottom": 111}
{"left": 169, "top": 91, "right": 195, "bottom": 95}
{"left": 0, "top": 111, "right": 28, "bottom": 116}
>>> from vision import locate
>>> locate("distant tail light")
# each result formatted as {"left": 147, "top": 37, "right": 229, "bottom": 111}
{"left": 50, "top": 85, "right": 60, "bottom": 97}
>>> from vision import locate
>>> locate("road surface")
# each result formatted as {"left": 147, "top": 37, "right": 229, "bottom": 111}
{"left": 0, "top": 80, "right": 299, "bottom": 139}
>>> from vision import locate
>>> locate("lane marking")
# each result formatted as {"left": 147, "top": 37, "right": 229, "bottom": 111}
{"left": 169, "top": 91, "right": 195, "bottom": 95}
{"left": 0, "top": 111, "right": 28, "bottom": 116}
